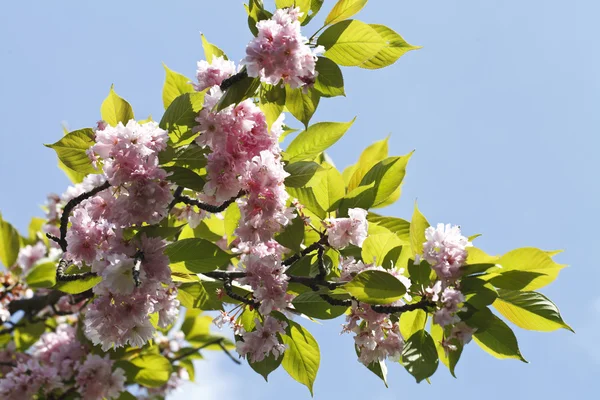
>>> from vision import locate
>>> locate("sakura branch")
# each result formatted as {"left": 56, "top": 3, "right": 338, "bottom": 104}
{"left": 171, "top": 188, "right": 246, "bottom": 213}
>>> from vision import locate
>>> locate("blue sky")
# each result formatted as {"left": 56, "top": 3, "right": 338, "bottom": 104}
{"left": 0, "top": 0, "right": 598, "bottom": 398}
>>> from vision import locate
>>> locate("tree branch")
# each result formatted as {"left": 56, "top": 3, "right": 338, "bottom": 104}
{"left": 47, "top": 181, "right": 111, "bottom": 252}
{"left": 282, "top": 235, "right": 329, "bottom": 268}
{"left": 172, "top": 190, "right": 244, "bottom": 213}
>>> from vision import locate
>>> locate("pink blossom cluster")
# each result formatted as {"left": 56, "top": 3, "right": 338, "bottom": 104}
{"left": 194, "top": 56, "right": 236, "bottom": 92}
{"left": 15, "top": 241, "right": 46, "bottom": 273}
{"left": 337, "top": 257, "right": 411, "bottom": 365}
{"left": 343, "top": 301, "right": 404, "bottom": 365}
{"left": 195, "top": 56, "right": 294, "bottom": 363}
{"left": 75, "top": 354, "right": 126, "bottom": 400}
{"left": 85, "top": 236, "right": 179, "bottom": 350}
{"left": 0, "top": 359, "right": 63, "bottom": 399}
{"left": 87, "top": 120, "right": 173, "bottom": 225}
{"left": 423, "top": 223, "right": 472, "bottom": 281}
{"left": 235, "top": 316, "right": 287, "bottom": 363}
{"left": 325, "top": 208, "right": 369, "bottom": 249}
{"left": 238, "top": 242, "right": 290, "bottom": 315}
{"left": 427, "top": 282, "right": 466, "bottom": 327}
{"left": 243, "top": 7, "right": 324, "bottom": 88}
{"left": 0, "top": 323, "right": 125, "bottom": 400}
{"left": 30, "top": 324, "right": 86, "bottom": 379}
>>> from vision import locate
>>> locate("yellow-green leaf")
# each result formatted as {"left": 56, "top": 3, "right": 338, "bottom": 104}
{"left": 360, "top": 24, "right": 421, "bottom": 69}
{"left": 100, "top": 85, "right": 134, "bottom": 126}
{"left": 317, "top": 20, "right": 386, "bottom": 67}
{"left": 325, "top": 0, "right": 368, "bottom": 25}
{"left": 281, "top": 320, "right": 320, "bottom": 395}
{"left": 162, "top": 64, "right": 194, "bottom": 109}
{"left": 493, "top": 290, "right": 573, "bottom": 332}
{"left": 201, "top": 33, "right": 227, "bottom": 62}
{"left": 0, "top": 215, "right": 20, "bottom": 267}
{"left": 344, "top": 270, "right": 406, "bottom": 305}
{"left": 409, "top": 202, "right": 429, "bottom": 257}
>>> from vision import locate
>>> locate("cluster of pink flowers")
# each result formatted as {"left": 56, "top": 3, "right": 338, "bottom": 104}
{"left": 85, "top": 235, "right": 179, "bottom": 350}
{"left": 43, "top": 121, "right": 180, "bottom": 351}
{"left": 194, "top": 56, "right": 236, "bottom": 92}
{"left": 325, "top": 208, "right": 369, "bottom": 249}
{"left": 15, "top": 241, "right": 46, "bottom": 273}
{"left": 194, "top": 55, "right": 295, "bottom": 362}
{"left": 87, "top": 120, "right": 172, "bottom": 225}
{"left": 235, "top": 316, "right": 287, "bottom": 363}
{"left": 422, "top": 224, "right": 476, "bottom": 350}
{"left": 343, "top": 301, "right": 404, "bottom": 365}
{"left": 75, "top": 354, "right": 126, "bottom": 400}
{"left": 0, "top": 323, "right": 125, "bottom": 400}
{"left": 238, "top": 242, "right": 290, "bottom": 315}
{"left": 243, "top": 7, "right": 323, "bottom": 88}
{"left": 338, "top": 257, "right": 411, "bottom": 365}
{"left": 423, "top": 223, "right": 472, "bottom": 281}
{"left": 426, "top": 282, "right": 466, "bottom": 327}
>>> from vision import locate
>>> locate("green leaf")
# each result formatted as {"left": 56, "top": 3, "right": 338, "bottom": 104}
{"left": 313, "top": 57, "right": 345, "bottom": 97}
{"left": 54, "top": 264, "right": 102, "bottom": 294}
{"left": 246, "top": 0, "right": 273, "bottom": 36}
{"left": 361, "top": 232, "right": 402, "bottom": 268}
{"left": 165, "top": 238, "right": 232, "bottom": 273}
{"left": 430, "top": 322, "right": 462, "bottom": 378}
{"left": 302, "top": 0, "right": 325, "bottom": 25}
{"left": 28, "top": 217, "right": 47, "bottom": 244}
{"left": 224, "top": 202, "right": 241, "bottom": 244}
{"left": 260, "top": 84, "right": 286, "bottom": 130}
{"left": 360, "top": 24, "right": 421, "bottom": 69}
{"left": 164, "top": 166, "right": 205, "bottom": 192}
{"left": 160, "top": 92, "right": 206, "bottom": 147}
{"left": 201, "top": 33, "right": 227, "bottom": 62}
{"left": 285, "top": 86, "right": 320, "bottom": 128}
{"left": 348, "top": 136, "right": 389, "bottom": 191}
{"left": 493, "top": 290, "right": 573, "bottom": 332}
{"left": 317, "top": 20, "right": 386, "bottom": 67}
{"left": 461, "top": 278, "right": 498, "bottom": 310}
{"left": 126, "top": 354, "right": 173, "bottom": 388}
{"left": 25, "top": 262, "right": 56, "bottom": 288}
{"left": 407, "top": 259, "right": 432, "bottom": 288}
{"left": 45, "top": 129, "right": 98, "bottom": 175}
{"left": 281, "top": 320, "right": 320, "bottom": 395}
{"left": 181, "top": 309, "right": 213, "bottom": 341}
{"left": 169, "top": 145, "right": 209, "bottom": 170}
{"left": 492, "top": 247, "right": 567, "bottom": 290}
{"left": 286, "top": 187, "right": 326, "bottom": 219}
{"left": 338, "top": 181, "right": 376, "bottom": 213}
{"left": 178, "top": 282, "right": 224, "bottom": 310}
{"left": 311, "top": 162, "right": 345, "bottom": 212}
{"left": 400, "top": 309, "right": 427, "bottom": 340}
{"left": 410, "top": 202, "right": 430, "bottom": 257}
{"left": 250, "top": 352, "right": 283, "bottom": 381}
{"left": 367, "top": 215, "right": 410, "bottom": 243}
{"left": 358, "top": 153, "right": 412, "bottom": 207}
{"left": 324, "top": 0, "right": 368, "bottom": 25}
{"left": 466, "top": 307, "right": 527, "bottom": 362}
{"left": 286, "top": 119, "right": 355, "bottom": 162}
{"left": 344, "top": 270, "right": 406, "bottom": 304}
{"left": 0, "top": 215, "right": 20, "bottom": 267}
{"left": 275, "top": 216, "right": 305, "bottom": 252}
{"left": 162, "top": 64, "right": 194, "bottom": 109}
{"left": 488, "top": 270, "right": 546, "bottom": 290}
{"left": 401, "top": 329, "right": 439, "bottom": 383}
{"left": 100, "top": 85, "right": 134, "bottom": 126}
{"left": 284, "top": 161, "right": 323, "bottom": 188}
{"left": 216, "top": 74, "right": 260, "bottom": 111}
{"left": 14, "top": 322, "right": 46, "bottom": 351}
{"left": 292, "top": 291, "right": 348, "bottom": 319}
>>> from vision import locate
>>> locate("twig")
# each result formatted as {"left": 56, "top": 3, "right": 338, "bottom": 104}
{"left": 283, "top": 235, "right": 328, "bottom": 268}
{"left": 370, "top": 299, "right": 435, "bottom": 314}
{"left": 133, "top": 250, "right": 144, "bottom": 287}
{"left": 171, "top": 338, "right": 240, "bottom": 365}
